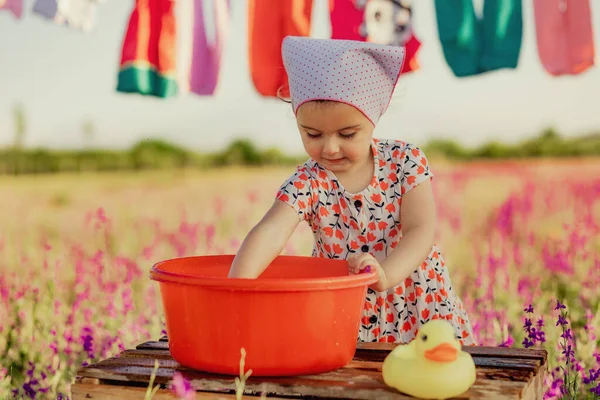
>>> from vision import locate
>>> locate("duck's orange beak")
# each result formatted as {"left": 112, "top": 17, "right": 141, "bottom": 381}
{"left": 424, "top": 342, "right": 458, "bottom": 362}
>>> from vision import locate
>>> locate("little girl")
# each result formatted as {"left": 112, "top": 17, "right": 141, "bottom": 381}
{"left": 228, "top": 36, "right": 474, "bottom": 345}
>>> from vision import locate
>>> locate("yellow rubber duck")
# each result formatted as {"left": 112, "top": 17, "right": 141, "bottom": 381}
{"left": 382, "top": 319, "right": 476, "bottom": 399}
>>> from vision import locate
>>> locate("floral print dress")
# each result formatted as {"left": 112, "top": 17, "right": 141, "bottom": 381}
{"left": 276, "top": 138, "right": 475, "bottom": 345}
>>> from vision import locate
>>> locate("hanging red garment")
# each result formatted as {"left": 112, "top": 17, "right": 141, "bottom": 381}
{"left": 328, "top": 0, "right": 421, "bottom": 74}
{"left": 116, "top": 0, "right": 178, "bottom": 98}
{"left": 401, "top": 34, "right": 420, "bottom": 74}
{"left": 247, "top": 0, "right": 314, "bottom": 97}
{"left": 533, "top": 0, "right": 595, "bottom": 76}
{"left": 329, "top": 0, "right": 364, "bottom": 41}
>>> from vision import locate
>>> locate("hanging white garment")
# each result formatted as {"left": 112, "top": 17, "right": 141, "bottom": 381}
{"left": 33, "top": 0, "right": 107, "bottom": 33}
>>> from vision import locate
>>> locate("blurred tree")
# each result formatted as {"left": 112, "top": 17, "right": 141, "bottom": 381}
{"left": 423, "top": 139, "right": 470, "bottom": 160}
{"left": 80, "top": 118, "right": 96, "bottom": 172}
{"left": 13, "top": 103, "right": 26, "bottom": 150}
{"left": 1, "top": 126, "right": 599, "bottom": 176}
{"left": 130, "top": 138, "right": 191, "bottom": 170}
{"left": 214, "top": 138, "right": 263, "bottom": 166}
{"left": 540, "top": 127, "right": 559, "bottom": 140}
{"left": 82, "top": 119, "right": 95, "bottom": 149}
{"left": 473, "top": 141, "right": 510, "bottom": 158}
{"left": 520, "top": 127, "right": 561, "bottom": 157}
{"left": 259, "top": 147, "right": 286, "bottom": 165}
{"left": 10, "top": 103, "right": 27, "bottom": 175}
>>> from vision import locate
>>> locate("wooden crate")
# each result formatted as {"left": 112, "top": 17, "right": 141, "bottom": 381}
{"left": 73, "top": 336, "right": 548, "bottom": 399}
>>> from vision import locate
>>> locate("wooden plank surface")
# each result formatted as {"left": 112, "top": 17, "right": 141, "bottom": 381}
{"left": 137, "top": 340, "right": 546, "bottom": 371}
{"left": 71, "top": 382, "right": 247, "bottom": 400}
{"left": 74, "top": 339, "right": 548, "bottom": 400}
{"left": 154, "top": 337, "right": 549, "bottom": 361}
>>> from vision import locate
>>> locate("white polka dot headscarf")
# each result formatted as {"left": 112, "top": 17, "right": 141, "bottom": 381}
{"left": 281, "top": 36, "right": 406, "bottom": 126}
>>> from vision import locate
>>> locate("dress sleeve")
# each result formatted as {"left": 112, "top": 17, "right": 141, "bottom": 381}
{"left": 399, "top": 143, "right": 434, "bottom": 195}
{"left": 275, "top": 167, "right": 315, "bottom": 222}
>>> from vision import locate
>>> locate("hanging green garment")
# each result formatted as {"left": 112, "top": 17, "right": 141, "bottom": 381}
{"left": 434, "top": 0, "right": 523, "bottom": 77}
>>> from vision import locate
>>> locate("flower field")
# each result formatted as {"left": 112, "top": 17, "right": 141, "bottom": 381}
{"left": 1, "top": 159, "right": 599, "bottom": 399}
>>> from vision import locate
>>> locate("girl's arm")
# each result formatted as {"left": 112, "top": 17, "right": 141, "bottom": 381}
{"left": 227, "top": 199, "right": 301, "bottom": 279}
{"left": 379, "top": 178, "right": 437, "bottom": 290}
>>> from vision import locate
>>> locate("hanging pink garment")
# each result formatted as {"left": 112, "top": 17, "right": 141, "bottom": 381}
{"left": 0, "top": 0, "right": 23, "bottom": 18}
{"left": 533, "top": 0, "right": 595, "bottom": 76}
{"left": 189, "top": 0, "right": 230, "bottom": 95}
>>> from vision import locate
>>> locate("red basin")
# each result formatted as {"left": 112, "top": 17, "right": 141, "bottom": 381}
{"left": 149, "top": 254, "right": 378, "bottom": 376}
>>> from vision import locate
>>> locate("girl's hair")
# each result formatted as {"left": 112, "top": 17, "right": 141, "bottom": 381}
{"left": 276, "top": 83, "right": 329, "bottom": 106}
{"left": 276, "top": 84, "right": 292, "bottom": 104}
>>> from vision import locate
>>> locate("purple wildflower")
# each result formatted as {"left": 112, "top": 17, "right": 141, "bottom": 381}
{"left": 171, "top": 372, "right": 196, "bottom": 400}
{"left": 22, "top": 380, "right": 37, "bottom": 398}
{"left": 522, "top": 311, "right": 546, "bottom": 348}
{"left": 583, "top": 368, "right": 599, "bottom": 385}
{"left": 499, "top": 335, "right": 514, "bottom": 347}
{"left": 537, "top": 318, "right": 544, "bottom": 328}
{"left": 80, "top": 325, "right": 95, "bottom": 360}
{"left": 26, "top": 361, "right": 35, "bottom": 377}
{"left": 522, "top": 337, "right": 534, "bottom": 348}
{"left": 545, "top": 375, "right": 564, "bottom": 399}
{"left": 556, "top": 315, "right": 568, "bottom": 326}
{"left": 535, "top": 329, "right": 546, "bottom": 344}
{"left": 560, "top": 328, "right": 572, "bottom": 341}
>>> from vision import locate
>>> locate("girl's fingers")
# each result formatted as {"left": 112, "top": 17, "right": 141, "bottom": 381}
{"left": 348, "top": 254, "right": 376, "bottom": 274}
{"left": 348, "top": 260, "right": 359, "bottom": 274}
{"left": 360, "top": 257, "right": 374, "bottom": 271}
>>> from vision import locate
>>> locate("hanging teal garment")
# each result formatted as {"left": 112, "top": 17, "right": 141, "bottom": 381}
{"left": 434, "top": 0, "right": 523, "bottom": 77}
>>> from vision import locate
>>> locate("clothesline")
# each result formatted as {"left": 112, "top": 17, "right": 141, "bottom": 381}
{"left": 2, "top": 0, "right": 596, "bottom": 100}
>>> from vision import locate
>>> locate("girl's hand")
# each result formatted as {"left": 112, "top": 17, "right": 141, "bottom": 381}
{"left": 347, "top": 253, "right": 389, "bottom": 292}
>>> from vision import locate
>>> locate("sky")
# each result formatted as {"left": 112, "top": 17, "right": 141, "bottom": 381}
{"left": 0, "top": 0, "right": 599, "bottom": 154}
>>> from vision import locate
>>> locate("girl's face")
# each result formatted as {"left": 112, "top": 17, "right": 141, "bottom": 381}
{"left": 296, "top": 101, "right": 375, "bottom": 174}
